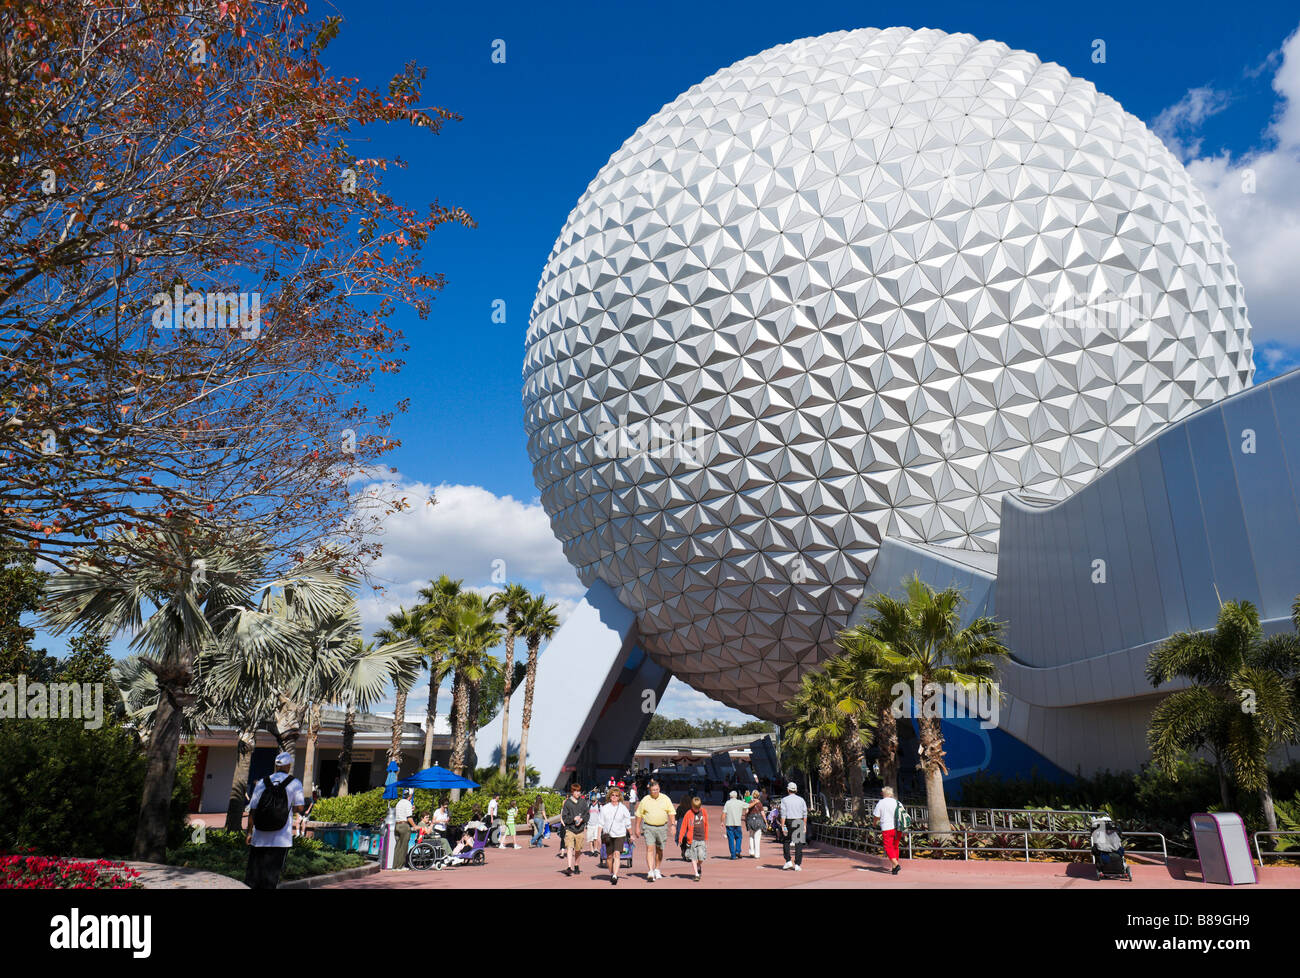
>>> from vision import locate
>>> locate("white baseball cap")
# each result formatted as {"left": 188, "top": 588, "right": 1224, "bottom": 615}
{"left": 787, "top": 781, "right": 798, "bottom": 791}
{"left": 275, "top": 751, "right": 294, "bottom": 767}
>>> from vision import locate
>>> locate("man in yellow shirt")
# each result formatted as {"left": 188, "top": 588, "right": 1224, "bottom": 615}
{"left": 633, "top": 780, "right": 676, "bottom": 883}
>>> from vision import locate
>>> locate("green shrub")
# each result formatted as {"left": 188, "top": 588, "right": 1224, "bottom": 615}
{"left": 956, "top": 758, "right": 1223, "bottom": 825}
{"left": 308, "top": 787, "right": 389, "bottom": 825}
{"left": 170, "top": 743, "right": 198, "bottom": 847}
{"left": 0, "top": 632, "right": 194, "bottom": 858}
{"left": 953, "top": 757, "right": 1300, "bottom": 853}
{"left": 166, "top": 828, "right": 366, "bottom": 883}
{"left": 310, "top": 786, "right": 564, "bottom": 827}
{"left": 0, "top": 718, "right": 142, "bottom": 857}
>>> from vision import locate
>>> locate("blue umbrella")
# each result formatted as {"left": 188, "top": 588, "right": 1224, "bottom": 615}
{"left": 382, "top": 760, "right": 401, "bottom": 800}
{"left": 391, "top": 765, "right": 480, "bottom": 791}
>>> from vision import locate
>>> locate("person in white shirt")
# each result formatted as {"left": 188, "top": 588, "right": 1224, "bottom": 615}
{"left": 486, "top": 793, "right": 501, "bottom": 845}
{"left": 778, "top": 782, "right": 808, "bottom": 871}
{"left": 599, "top": 787, "right": 633, "bottom": 885}
{"left": 872, "top": 786, "right": 904, "bottom": 875}
{"left": 393, "top": 789, "right": 416, "bottom": 871}
{"left": 586, "top": 793, "right": 603, "bottom": 854}
{"left": 245, "top": 752, "right": 306, "bottom": 889}
{"left": 431, "top": 802, "right": 450, "bottom": 835}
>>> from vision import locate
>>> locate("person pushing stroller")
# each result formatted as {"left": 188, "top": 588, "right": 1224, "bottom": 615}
{"left": 1090, "top": 815, "right": 1130, "bottom": 880}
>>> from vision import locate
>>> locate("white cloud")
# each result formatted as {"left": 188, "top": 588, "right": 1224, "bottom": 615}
{"left": 1170, "top": 23, "right": 1300, "bottom": 346}
{"left": 349, "top": 480, "right": 760, "bottom": 725}
{"left": 655, "top": 677, "right": 763, "bottom": 725}
{"left": 1153, "top": 86, "right": 1232, "bottom": 159}
{"left": 353, "top": 479, "right": 584, "bottom": 640}
{"left": 349, "top": 478, "right": 586, "bottom": 716}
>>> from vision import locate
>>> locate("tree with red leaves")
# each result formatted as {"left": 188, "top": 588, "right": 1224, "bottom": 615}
{"left": 0, "top": 0, "right": 471, "bottom": 577}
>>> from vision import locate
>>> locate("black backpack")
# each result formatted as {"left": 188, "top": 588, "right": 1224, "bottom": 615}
{"left": 253, "top": 775, "right": 296, "bottom": 832}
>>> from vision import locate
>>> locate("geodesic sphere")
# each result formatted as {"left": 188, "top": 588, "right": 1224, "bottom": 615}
{"left": 523, "top": 27, "right": 1253, "bottom": 719}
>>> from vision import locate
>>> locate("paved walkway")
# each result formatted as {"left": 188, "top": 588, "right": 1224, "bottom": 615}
{"left": 125, "top": 861, "right": 248, "bottom": 890}
{"left": 321, "top": 808, "right": 1300, "bottom": 890}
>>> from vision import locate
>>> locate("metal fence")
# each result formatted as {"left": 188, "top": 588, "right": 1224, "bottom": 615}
{"left": 817, "top": 795, "right": 1105, "bottom": 831}
{"left": 808, "top": 819, "right": 1169, "bottom": 864}
{"left": 1252, "top": 831, "right": 1300, "bottom": 865}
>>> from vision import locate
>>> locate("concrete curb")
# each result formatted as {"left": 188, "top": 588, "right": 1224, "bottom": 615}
{"left": 278, "top": 861, "right": 380, "bottom": 889}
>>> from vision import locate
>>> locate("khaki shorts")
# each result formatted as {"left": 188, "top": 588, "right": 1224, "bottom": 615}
{"left": 642, "top": 822, "right": 669, "bottom": 850}
{"left": 565, "top": 830, "right": 584, "bottom": 851}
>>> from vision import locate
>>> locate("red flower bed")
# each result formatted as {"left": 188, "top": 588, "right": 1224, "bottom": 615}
{"left": 0, "top": 852, "right": 142, "bottom": 889}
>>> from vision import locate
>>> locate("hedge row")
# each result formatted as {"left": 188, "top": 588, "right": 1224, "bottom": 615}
{"left": 310, "top": 787, "right": 564, "bottom": 827}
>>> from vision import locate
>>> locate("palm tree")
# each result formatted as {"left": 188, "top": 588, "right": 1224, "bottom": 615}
{"left": 41, "top": 531, "right": 352, "bottom": 860}
{"left": 442, "top": 592, "right": 503, "bottom": 800}
{"left": 261, "top": 562, "right": 362, "bottom": 757}
{"left": 330, "top": 636, "right": 423, "bottom": 795}
{"left": 112, "top": 650, "right": 253, "bottom": 826}
{"left": 283, "top": 600, "right": 364, "bottom": 797}
{"left": 197, "top": 630, "right": 295, "bottom": 832}
{"left": 374, "top": 606, "right": 429, "bottom": 766}
{"left": 414, "top": 575, "right": 464, "bottom": 767}
{"left": 832, "top": 628, "right": 902, "bottom": 797}
{"left": 782, "top": 670, "right": 849, "bottom": 797}
{"left": 488, "top": 583, "right": 532, "bottom": 778}
{"left": 197, "top": 561, "right": 359, "bottom": 821}
{"left": 514, "top": 593, "right": 559, "bottom": 790}
{"left": 855, "top": 574, "right": 1008, "bottom": 836}
{"left": 1147, "top": 599, "right": 1300, "bottom": 833}
{"left": 824, "top": 655, "right": 875, "bottom": 812}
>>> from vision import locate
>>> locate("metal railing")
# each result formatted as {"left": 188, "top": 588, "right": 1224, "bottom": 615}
{"left": 809, "top": 820, "right": 1168, "bottom": 864}
{"left": 1252, "top": 831, "right": 1300, "bottom": 866}
{"left": 820, "top": 796, "right": 1104, "bottom": 831}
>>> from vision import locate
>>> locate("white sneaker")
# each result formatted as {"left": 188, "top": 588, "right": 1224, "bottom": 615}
{"left": 654, "top": 869, "right": 662, "bottom": 879}
{"left": 783, "top": 860, "right": 793, "bottom": 870}
{"left": 794, "top": 864, "right": 803, "bottom": 872}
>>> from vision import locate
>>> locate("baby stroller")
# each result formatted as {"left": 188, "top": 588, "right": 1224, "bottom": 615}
{"left": 598, "top": 836, "right": 635, "bottom": 870}
{"left": 439, "top": 822, "right": 490, "bottom": 869}
{"left": 1089, "top": 816, "right": 1131, "bottom": 881}
{"left": 767, "top": 807, "right": 783, "bottom": 838}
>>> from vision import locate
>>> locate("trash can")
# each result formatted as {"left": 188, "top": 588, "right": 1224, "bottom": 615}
{"left": 1190, "top": 813, "right": 1257, "bottom": 885}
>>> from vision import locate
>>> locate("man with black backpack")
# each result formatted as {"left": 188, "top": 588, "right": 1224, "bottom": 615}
{"left": 245, "top": 751, "right": 306, "bottom": 889}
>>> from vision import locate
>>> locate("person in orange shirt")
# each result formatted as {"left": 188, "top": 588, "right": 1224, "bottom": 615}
{"left": 677, "top": 796, "right": 709, "bottom": 882}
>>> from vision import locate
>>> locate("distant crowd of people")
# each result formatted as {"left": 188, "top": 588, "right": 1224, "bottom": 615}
{"left": 240, "top": 751, "right": 913, "bottom": 888}
{"left": 535, "top": 778, "right": 816, "bottom": 883}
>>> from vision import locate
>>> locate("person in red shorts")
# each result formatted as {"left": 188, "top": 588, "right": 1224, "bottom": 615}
{"left": 872, "top": 786, "right": 904, "bottom": 875}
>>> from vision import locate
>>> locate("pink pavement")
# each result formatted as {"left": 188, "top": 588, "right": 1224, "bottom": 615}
{"left": 316, "top": 806, "right": 1300, "bottom": 890}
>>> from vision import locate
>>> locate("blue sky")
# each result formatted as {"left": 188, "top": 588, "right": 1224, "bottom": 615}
{"left": 327, "top": 0, "right": 1300, "bottom": 497}
{"left": 31, "top": 1, "right": 1300, "bottom": 725}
